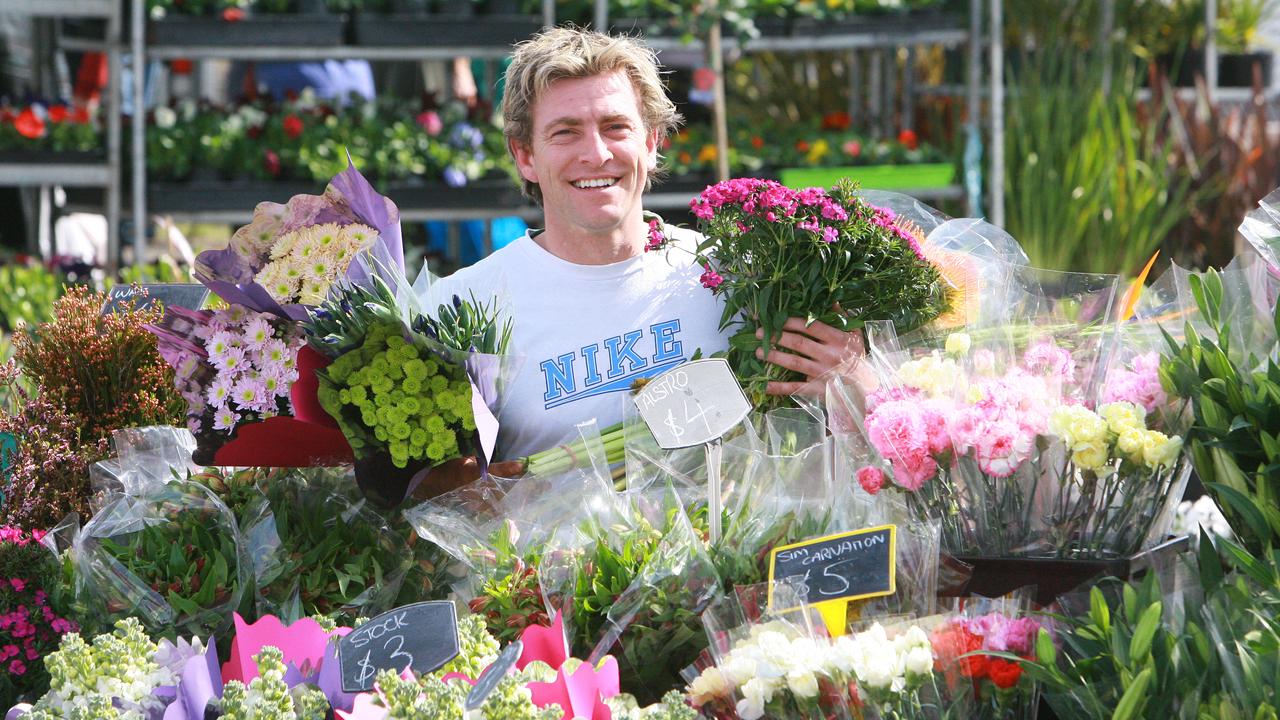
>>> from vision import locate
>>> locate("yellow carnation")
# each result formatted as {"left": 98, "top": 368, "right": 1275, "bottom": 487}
{"left": 1072, "top": 439, "right": 1111, "bottom": 471}
{"left": 1142, "top": 431, "right": 1184, "bottom": 469}
{"left": 898, "top": 353, "right": 960, "bottom": 397}
{"left": 1099, "top": 401, "right": 1147, "bottom": 435}
{"left": 944, "top": 332, "right": 971, "bottom": 356}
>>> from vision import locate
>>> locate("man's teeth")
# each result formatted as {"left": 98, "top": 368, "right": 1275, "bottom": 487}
{"left": 573, "top": 178, "right": 617, "bottom": 188}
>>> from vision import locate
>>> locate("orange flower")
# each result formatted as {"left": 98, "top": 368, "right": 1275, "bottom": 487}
{"left": 678, "top": 151, "right": 692, "bottom": 164}
{"left": 795, "top": 139, "right": 811, "bottom": 153}
{"left": 822, "top": 111, "right": 852, "bottom": 130}
{"left": 14, "top": 109, "right": 44, "bottom": 139}
{"left": 897, "top": 128, "right": 919, "bottom": 150}
{"left": 750, "top": 136, "right": 764, "bottom": 150}
{"left": 697, "top": 144, "right": 718, "bottom": 163}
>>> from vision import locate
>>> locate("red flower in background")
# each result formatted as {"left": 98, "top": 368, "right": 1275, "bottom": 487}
{"left": 692, "top": 67, "right": 717, "bottom": 92}
{"left": 415, "top": 110, "right": 442, "bottom": 136}
{"left": 14, "top": 109, "right": 45, "bottom": 139}
{"left": 221, "top": 7, "right": 245, "bottom": 21}
{"left": 750, "top": 136, "right": 764, "bottom": 150}
{"left": 71, "top": 107, "right": 91, "bottom": 123}
{"left": 47, "top": 105, "right": 68, "bottom": 123}
{"left": 842, "top": 140, "right": 862, "bottom": 158}
{"left": 795, "top": 139, "right": 811, "bottom": 153}
{"left": 263, "top": 149, "right": 281, "bottom": 176}
{"left": 0, "top": 108, "right": 14, "bottom": 124}
{"left": 822, "top": 111, "right": 852, "bottom": 130}
{"left": 897, "top": 128, "right": 919, "bottom": 150}
{"left": 170, "top": 59, "right": 194, "bottom": 75}
{"left": 282, "top": 114, "right": 304, "bottom": 139}
{"left": 987, "top": 658, "right": 1023, "bottom": 689}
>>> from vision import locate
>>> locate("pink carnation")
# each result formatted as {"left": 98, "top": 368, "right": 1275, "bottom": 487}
{"left": 974, "top": 420, "right": 1033, "bottom": 478}
{"left": 891, "top": 451, "right": 938, "bottom": 492}
{"left": 1102, "top": 352, "right": 1167, "bottom": 413}
{"left": 1023, "top": 339, "right": 1076, "bottom": 379}
{"left": 8, "top": 659, "right": 25, "bottom": 675}
{"left": 856, "top": 466, "right": 886, "bottom": 495}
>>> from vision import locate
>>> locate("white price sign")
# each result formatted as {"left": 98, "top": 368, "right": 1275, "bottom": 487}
{"left": 632, "top": 359, "right": 751, "bottom": 450}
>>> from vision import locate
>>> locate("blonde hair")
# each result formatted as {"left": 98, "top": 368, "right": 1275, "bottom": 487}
{"left": 501, "top": 27, "right": 683, "bottom": 203}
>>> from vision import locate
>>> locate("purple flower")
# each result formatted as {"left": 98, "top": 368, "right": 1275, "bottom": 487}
{"left": 443, "top": 167, "right": 467, "bottom": 188}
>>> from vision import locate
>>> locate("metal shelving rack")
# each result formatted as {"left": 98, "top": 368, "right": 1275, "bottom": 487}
{"left": 121, "top": 0, "right": 994, "bottom": 254}
{"left": 0, "top": 0, "right": 123, "bottom": 262}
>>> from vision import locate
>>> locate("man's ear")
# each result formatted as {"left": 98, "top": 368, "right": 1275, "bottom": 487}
{"left": 510, "top": 138, "right": 538, "bottom": 183}
{"left": 646, "top": 128, "right": 660, "bottom": 171}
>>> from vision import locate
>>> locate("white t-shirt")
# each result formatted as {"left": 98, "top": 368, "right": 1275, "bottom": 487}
{"left": 427, "top": 228, "right": 729, "bottom": 460}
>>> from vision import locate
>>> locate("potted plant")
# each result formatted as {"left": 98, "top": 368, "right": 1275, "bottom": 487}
{"left": 146, "top": 0, "right": 346, "bottom": 47}
{"left": 351, "top": 0, "right": 538, "bottom": 46}
{"left": 1216, "top": 0, "right": 1276, "bottom": 86}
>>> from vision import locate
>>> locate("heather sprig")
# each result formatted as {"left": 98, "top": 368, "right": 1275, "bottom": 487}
{"left": 12, "top": 284, "right": 185, "bottom": 442}
{"left": 0, "top": 362, "right": 111, "bottom": 529}
{"left": 680, "top": 177, "right": 949, "bottom": 409}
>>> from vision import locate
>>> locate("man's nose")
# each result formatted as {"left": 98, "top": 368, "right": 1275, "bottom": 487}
{"left": 580, "top": 129, "right": 613, "bottom": 165}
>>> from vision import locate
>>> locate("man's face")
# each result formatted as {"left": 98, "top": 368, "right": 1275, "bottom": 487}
{"left": 512, "top": 70, "right": 659, "bottom": 241}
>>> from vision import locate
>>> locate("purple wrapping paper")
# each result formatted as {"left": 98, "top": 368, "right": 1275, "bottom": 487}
{"left": 192, "top": 158, "right": 404, "bottom": 319}
{"left": 160, "top": 641, "right": 222, "bottom": 720}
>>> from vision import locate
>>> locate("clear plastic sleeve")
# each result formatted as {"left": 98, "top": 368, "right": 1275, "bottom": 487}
{"left": 70, "top": 479, "right": 249, "bottom": 640}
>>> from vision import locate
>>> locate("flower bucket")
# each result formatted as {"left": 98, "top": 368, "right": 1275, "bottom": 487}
{"left": 779, "top": 162, "right": 956, "bottom": 191}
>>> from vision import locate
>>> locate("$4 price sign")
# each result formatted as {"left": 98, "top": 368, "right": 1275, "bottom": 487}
{"left": 633, "top": 358, "right": 751, "bottom": 450}
{"left": 338, "top": 601, "right": 460, "bottom": 692}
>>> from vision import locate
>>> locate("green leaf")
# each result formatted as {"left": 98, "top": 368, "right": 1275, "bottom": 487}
{"left": 1129, "top": 601, "right": 1162, "bottom": 662}
{"left": 1111, "top": 667, "right": 1154, "bottom": 720}
{"left": 1036, "top": 626, "right": 1057, "bottom": 666}
{"left": 1090, "top": 586, "right": 1111, "bottom": 635}
{"left": 1197, "top": 528, "right": 1225, "bottom": 591}
{"left": 1208, "top": 479, "right": 1272, "bottom": 547}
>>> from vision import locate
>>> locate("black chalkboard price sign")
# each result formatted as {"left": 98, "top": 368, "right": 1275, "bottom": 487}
{"left": 767, "top": 524, "right": 897, "bottom": 610}
{"left": 100, "top": 283, "right": 210, "bottom": 315}
{"left": 338, "top": 601, "right": 460, "bottom": 692}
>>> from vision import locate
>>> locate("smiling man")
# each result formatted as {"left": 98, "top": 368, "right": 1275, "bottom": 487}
{"left": 429, "top": 27, "right": 861, "bottom": 464}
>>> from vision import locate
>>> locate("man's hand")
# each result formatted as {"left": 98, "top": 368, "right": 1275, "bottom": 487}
{"left": 409, "top": 456, "right": 526, "bottom": 502}
{"left": 755, "top": 317, "right": 874, "bottom": 397}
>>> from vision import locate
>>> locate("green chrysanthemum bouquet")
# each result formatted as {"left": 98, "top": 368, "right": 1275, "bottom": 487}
{"left": 305, "top": 273, "right": 515, "bottom": 508}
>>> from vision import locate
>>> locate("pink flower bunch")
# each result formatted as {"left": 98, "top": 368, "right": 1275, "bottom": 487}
{"left": 869, "top": 205, "right": 926, "bottom": 261}
{"left": 690, "top": 177, "right": 850, "bottom": 230}
{"left": 958, "top": 613, "right": 1042, "bottom": 655}
{"left": 0, "top": 528, "right": 45, "bottom": 547}
{"left": 699, "top": 264, "right": 725, "bottom": 289}
{"left": 1023, "top": 339, "right": 1076, "bottom": 381}
{"left": 1, "top": 529, "right": 78, "bottom": 689}
{"left": 947, "top": 373, "right": 1047, "bottom": 478}
{"left": 169, "top": 305, "right": 305, "bottom": 436}
{"left": 644, "top": 217, "right": 668, "bottom": 252}
{"left": 863, "top": 399, "right": 942, "bottom": 491}
{"left": 1101, "top": 351, "right": 1167, "bottom": 414}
